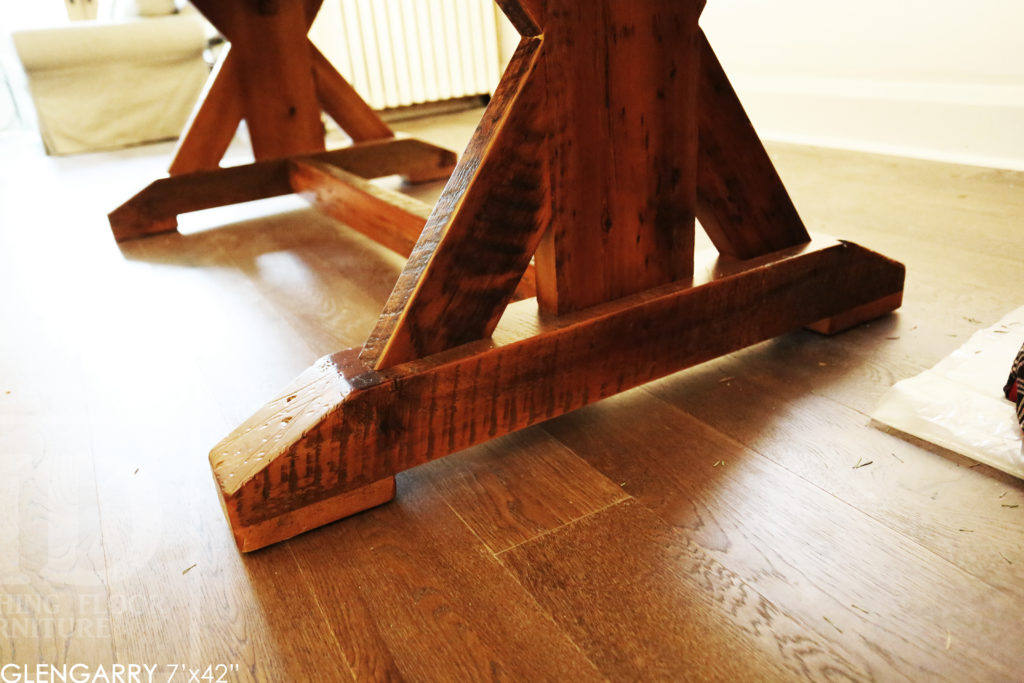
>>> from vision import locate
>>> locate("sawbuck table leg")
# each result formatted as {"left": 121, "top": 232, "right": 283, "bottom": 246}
{"left": 207, "top": 0, "right": 904, "bottom": 551}
{"left": 108, "top": 0, "right": 457, "bottom": 242}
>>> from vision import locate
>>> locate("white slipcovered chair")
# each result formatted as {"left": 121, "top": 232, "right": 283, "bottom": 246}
{"left": 12, "top": 8, "right": 210, "bottom": 154}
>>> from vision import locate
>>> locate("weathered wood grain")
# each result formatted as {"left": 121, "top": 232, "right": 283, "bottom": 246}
{"left": 359, "top": 36, "right": 550, "bottom": 368}
{"left": 310, "top": 46, "right": 393, "bottom": 144}
{"left": 109, "top": 138, "right": 457, "bottom": 241}
{"left": 542, "top": 390, "right": 1024, "bottom": 679}
{"left": 115, "top": 0, "right": 451, "bottom": 246}
{"left": 695, "top": 32, "right": 811, "bottom": 259}
{"left": 290, "top": 159, "right": 432, "bottom": 257}
{"left": 211, "top": 239, "right": 903, "bottom": 549}
{"left": 291, "top": 158, "right": 538, "bottom": 300}
{"left": 226, "top": 0, "right": 325, "bottom": 160}
{"left": 361, "top": 0, "right": 713, "bottom": 368}
{"left": 167, "top": 48, "right": 244, "bottom": 176}
{"left": 190, "top": 0, "right": 391, "bottom": 151}
{"left": 533, "top": 0, "right": 703, "bottom": 314}
{"left": 500, "top": 500, "right": 853, "bottom": 680}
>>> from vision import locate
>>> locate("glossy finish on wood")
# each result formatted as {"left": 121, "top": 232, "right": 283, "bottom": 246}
{"left": 3, "top": 109, "right": 1022, "bottom": 678}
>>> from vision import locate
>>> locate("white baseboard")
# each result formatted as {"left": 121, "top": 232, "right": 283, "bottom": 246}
{"left": 731, "top": 75, "right": 1024, "bottom": 171}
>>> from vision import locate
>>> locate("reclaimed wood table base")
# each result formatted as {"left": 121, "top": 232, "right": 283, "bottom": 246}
{"left": 123, "top": 0, "right": 905, "bottom": 551}
{"left": 108, "top": 0, "right": 457, "bottom": 242}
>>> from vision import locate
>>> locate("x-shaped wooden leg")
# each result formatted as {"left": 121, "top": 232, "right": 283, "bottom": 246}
{"left": 109, "top": 0, "right": 457, "bottom": 241}
{"left": 208, "top": 0, "right": 905, "bottom": 551}
{"left": 171, "top": 0, "right": 394, "bottom": 174}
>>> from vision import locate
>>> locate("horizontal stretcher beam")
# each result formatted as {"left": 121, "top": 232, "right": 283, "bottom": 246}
{"left": 109, "top": 138, "right": 457, "bottom": 241}
{"left": 290, "top": 159, "right": 538, "bottom": 299}
{"left": 210, "top": 238, "right": 904, "bottom": 550}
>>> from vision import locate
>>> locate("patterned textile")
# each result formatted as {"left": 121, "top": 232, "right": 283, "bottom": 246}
{"left": 1003, "top": 342, "right": 1024, "bottom": 429}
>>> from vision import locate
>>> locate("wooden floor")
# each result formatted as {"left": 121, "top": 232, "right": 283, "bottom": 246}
{"left": 3, "top": 109, "right": 1024, "bottom": 681}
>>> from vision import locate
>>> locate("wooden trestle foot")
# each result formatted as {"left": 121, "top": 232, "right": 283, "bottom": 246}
{"left": 210, "top": 239, "right": 903, "bottom": 551}
{"left": 806, "top": 291, "right": 905, "bottom": 335}
{"left": 194, "top": 0, "right": 906, "bottom": 550}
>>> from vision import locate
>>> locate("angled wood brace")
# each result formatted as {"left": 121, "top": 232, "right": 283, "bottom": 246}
{"left": 108, "top": 0, "right": 458, "bottom": 242}
{"left": 204, "top": 0, "right": 904, "bottom": 551}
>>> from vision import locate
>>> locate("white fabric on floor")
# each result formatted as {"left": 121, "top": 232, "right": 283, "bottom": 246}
{"left": 872, "top": 306, "right": 1024, "bottom": 479}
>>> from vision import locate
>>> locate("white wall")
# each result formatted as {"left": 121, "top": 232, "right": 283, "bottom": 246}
{"left": 494, "top": 1, "right": 1024, "bottom": 170}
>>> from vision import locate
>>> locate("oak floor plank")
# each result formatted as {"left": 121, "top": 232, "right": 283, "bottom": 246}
{"left": 498, "top": 499, "right": 859, "bottom": 681}
{"left": 125, "top": 206, "right": 403, "bottom": 360}
{"left": 414, "top": 427, "right": 628, "bottom": 553}
{"left": 0, "top": 151, "right": 117, "bottom": 667}
{"left": 641, "top": 351, "right": 1024, "bottom": 594}
{"left": 77, "top": 243, "right": 315, "bottom": 679}
{"left": 541, "top": 390, "right": 1024, "bottom": 680}
{"left": 241, "top": 545, "right": 359, "bottom": 682}
{"left": 774, "top": 144, "right": 1024, "bottom": 258}
{"left": 286, "top": 469, "right": 605, "bottom": 682}
{"left": 0, "top": 372, "right": 113, "bottom": 667}
{"left": 0, "top": 149, "right": 355, "bottom": 676}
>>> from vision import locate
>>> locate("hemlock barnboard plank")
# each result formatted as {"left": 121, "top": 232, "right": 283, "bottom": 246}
{"left": 360, "top": 35, "right": 550, "bottom": 368}
{"left": 210, "top": 240, "right": 903, "bottom": 549}
{"left": 168, "top": 48, "right": 245, "bottom": 176}
{"left": 532, "top": 0, "right": 701, "bottom": 314}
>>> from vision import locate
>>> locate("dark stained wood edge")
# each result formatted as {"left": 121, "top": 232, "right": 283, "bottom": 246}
{"left": 108, "top": 138, "right": 457, "bottom": 241}
{"left": 495, "top": 0, "right": 542, "bottom": 37}
{"left": 210, "top": 238, "right": 904, "bottom": 550}
{"left": 696, "top": 31, "right": 811, "bottom": 259}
